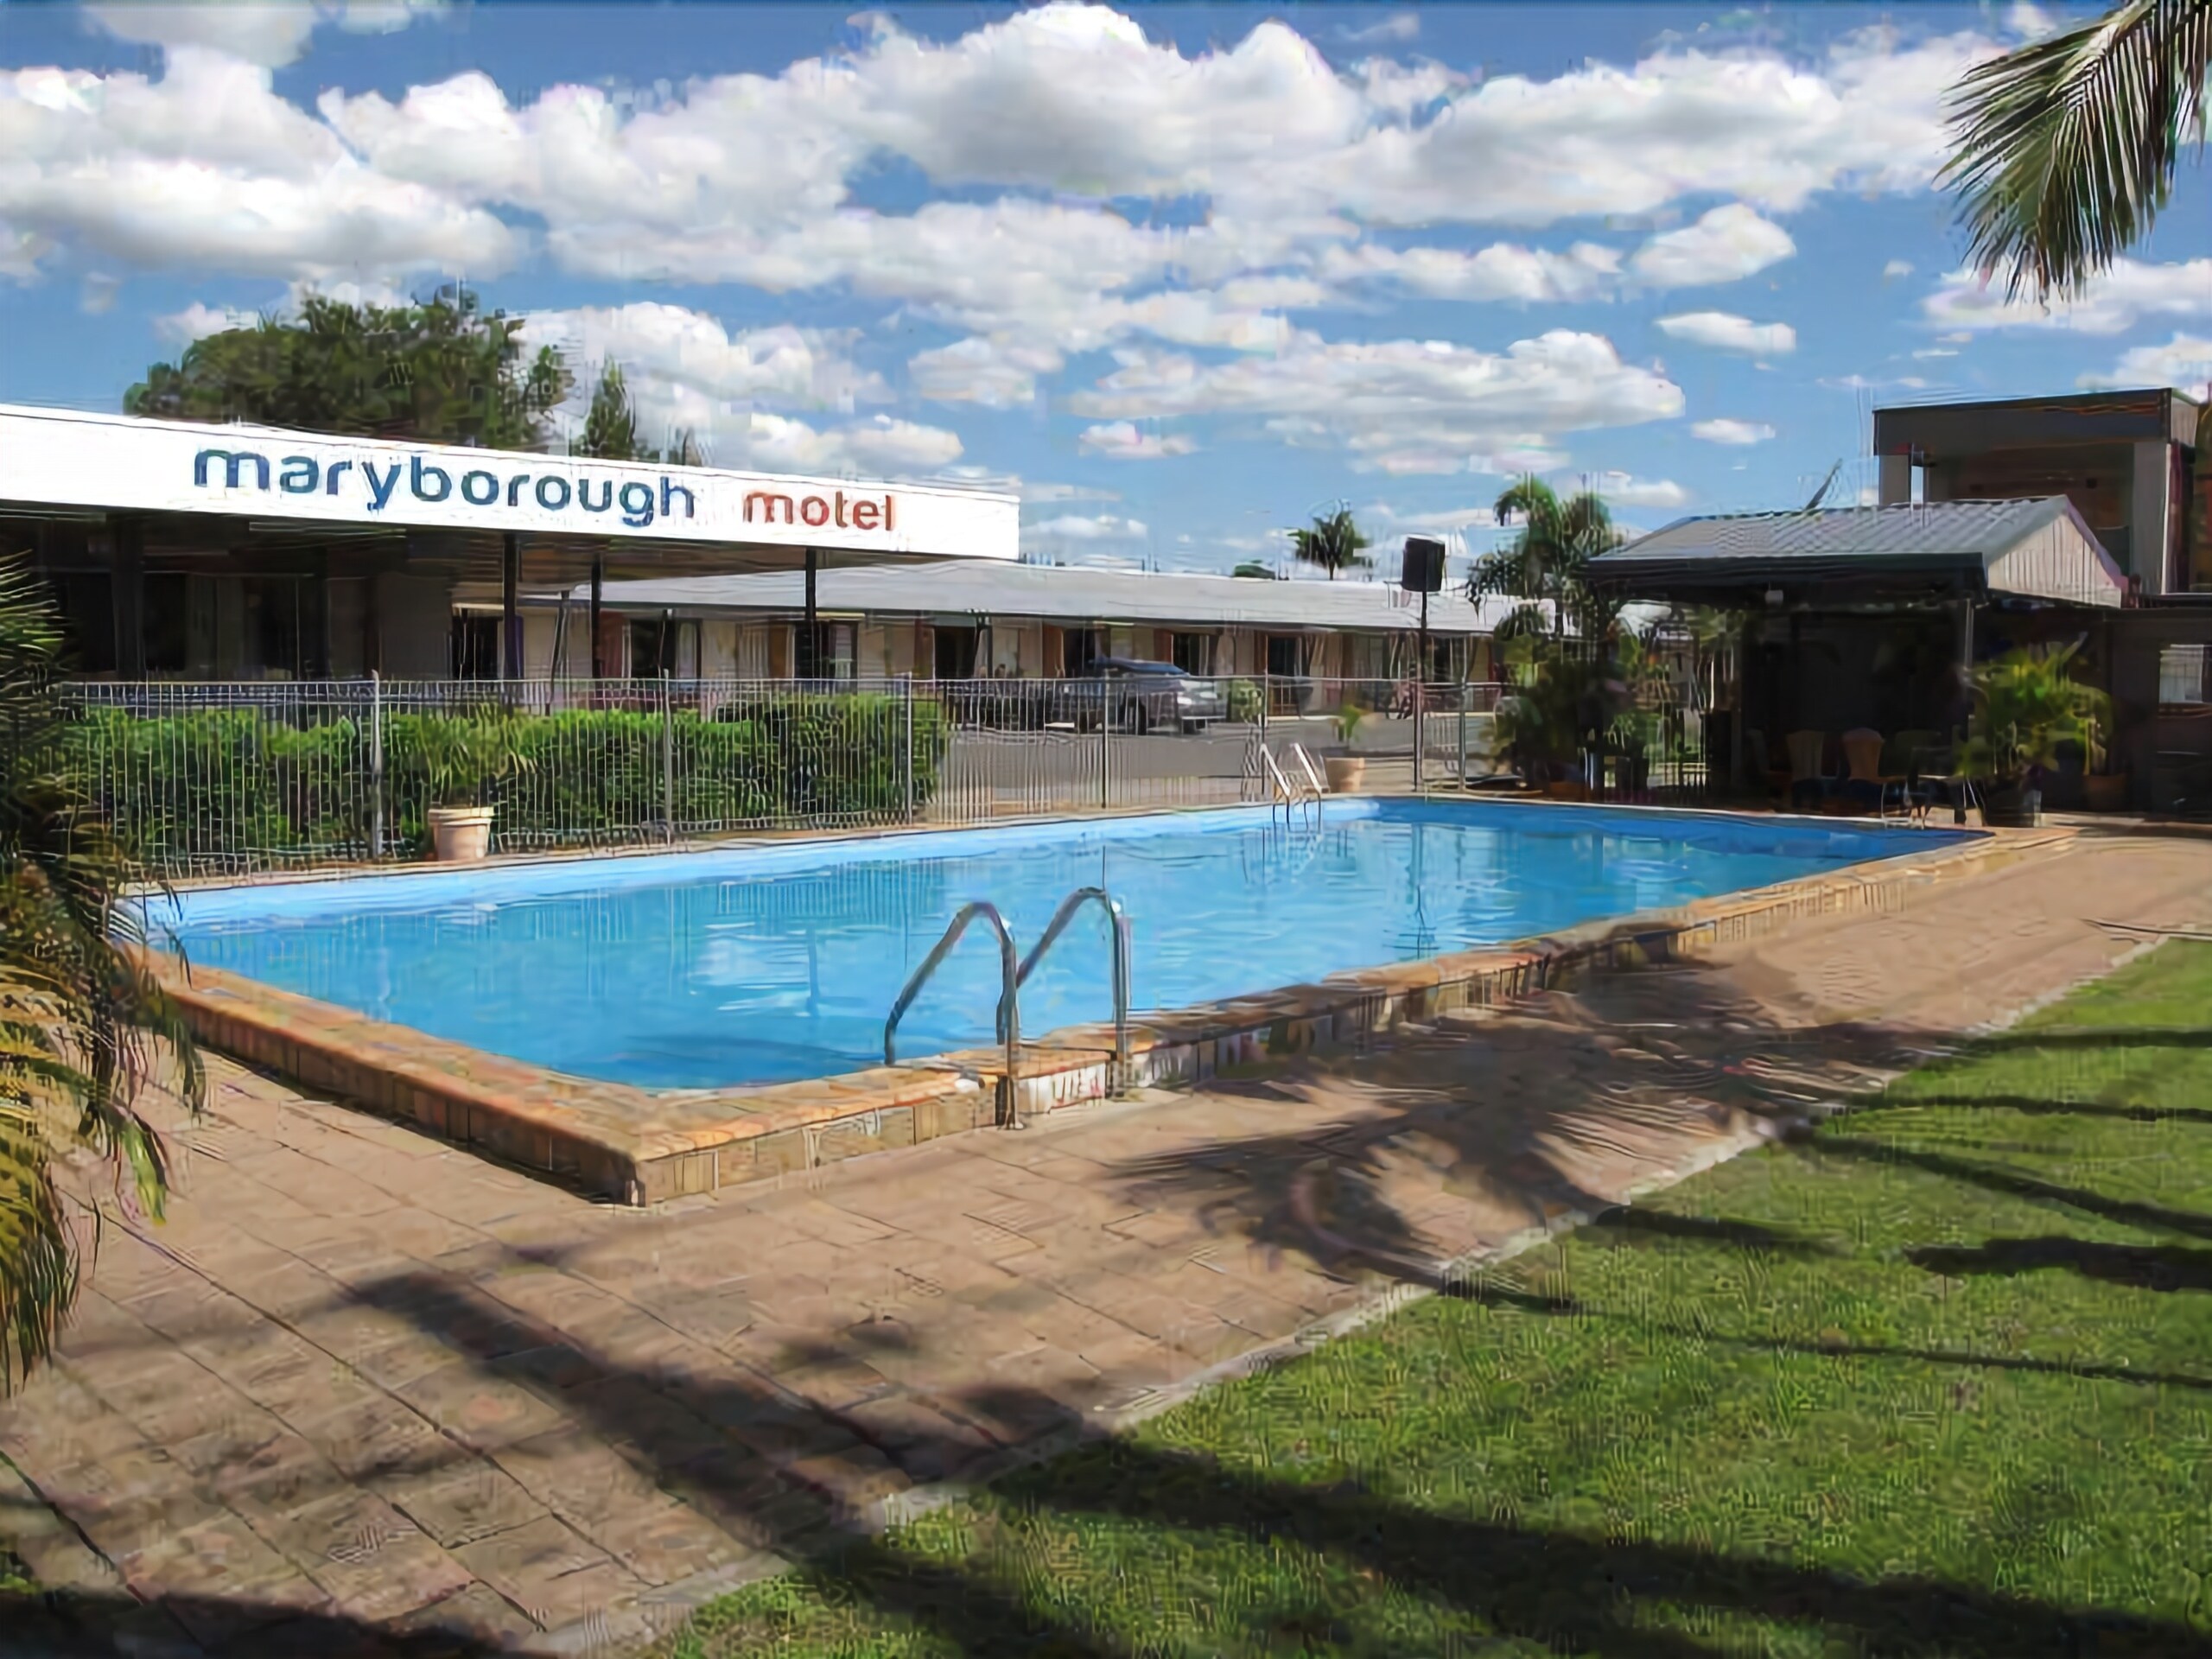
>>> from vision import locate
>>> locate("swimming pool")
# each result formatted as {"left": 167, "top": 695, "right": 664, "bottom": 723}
{"left": 153, "top": 801, "right": 1968, "bottom": 1090}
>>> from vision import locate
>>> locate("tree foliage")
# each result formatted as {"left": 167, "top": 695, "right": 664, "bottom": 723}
{"left": 125, "top": 288, "right": 573, "bottom": 450}
{"left": 1941, "top": 0, "right": 2212, "bottom": 300}
{"left": 1465, "top": 477, "right": 1625, "bottom": 643}
{"left": 1287, "top": 506, "right": 1372, "bottom": 581}
{"left": 573, "top": 359, "right": 705, "bottom": 467}
{"left": 1, "top": 563, "right": 200, "bottom": 1393}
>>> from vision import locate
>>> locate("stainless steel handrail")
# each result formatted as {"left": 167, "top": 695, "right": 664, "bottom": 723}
{"left": 1001, "top": 886, "right": 1132, "bottom": 1087}
{"left": 884, "top": 900, "right": 1023, "bottom": 1128}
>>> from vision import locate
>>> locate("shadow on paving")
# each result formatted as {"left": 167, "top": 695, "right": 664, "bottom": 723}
{"left": 12, "top": 961, "right": 2210, "bottom": 1655}
{"left": 1104, "top": 958, "right": 1936, "bottom": 1293}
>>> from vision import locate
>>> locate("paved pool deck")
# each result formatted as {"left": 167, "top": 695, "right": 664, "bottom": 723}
{"left": 5, "top": 829, "right": 2211, "bottom": 1656}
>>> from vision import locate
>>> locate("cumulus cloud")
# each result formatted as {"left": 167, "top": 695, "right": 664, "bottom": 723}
{"left": 2078, "top": 334, "right": 2212, "bottom": 392}
{"left": 1923, "top": 257, "right": 2212, "bottom": 335}
{"left": 1077, "top": 421, "right": 1198, "bottom": 460}
{"left": 1656, "top": 310, "right": 1797, "bottom": 354}
{"left": 1883, "top": 257, "right": 1914, "bottom": 277}
{"left": 85, "top": 2, "right": 441, "bottom": 68}
{"left": 154, "top": 299, "right": 257, "bottom": 343}
{"left": 1590, "top": 472, "right": 1690, "bottom": 508}
{"left": 1070, "top": 327, "right": 1681, "bottom": 475}
{"left": 1319, "top": 239, "right": 1622, "bottom": 302}
{"left": 0, "top": 49, "right": 517, "bottom": 282}
{"left": 1691, "top": 417, "right": 1776, "bottom": 444}
{"left": 1628, "top": 204, "right": 1795, "bottom": 288}
{"left": 523, "top": 302, "right": 887, "bottom": 412}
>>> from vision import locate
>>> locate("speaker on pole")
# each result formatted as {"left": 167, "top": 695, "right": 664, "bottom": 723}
{"left": 1401, "top": 536, "right": 1446, "bottom": 594}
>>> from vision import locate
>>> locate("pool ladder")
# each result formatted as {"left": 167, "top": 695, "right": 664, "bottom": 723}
{"left": 1266, "top": 743, "right": 1326, "bottom": 826}
{"left": 883, "top": 886, "right": 1133, "bottom": 1130}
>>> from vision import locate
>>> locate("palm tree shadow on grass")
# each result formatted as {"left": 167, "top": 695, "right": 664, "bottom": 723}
{"left": 1909, "top": 1235, "right": 2212, "bottom": 1294}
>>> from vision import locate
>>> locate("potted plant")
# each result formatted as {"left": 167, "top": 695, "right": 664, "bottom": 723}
{"left": 1961, "top": 642, "right": 2108, "bottom": 828}
{"left": 414, "top": 709, "right": 535, "bottom": 861}
{"left": 1325, "top": 702, "right": 1366, "bottom": 792}
{"left": 2083, "top": 709, "right": 2131, "bottom": 811}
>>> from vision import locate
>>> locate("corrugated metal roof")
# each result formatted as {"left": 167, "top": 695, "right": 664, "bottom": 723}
{"left": 569, "top": 560, "right": 1519, "bottom": 634}
{"left": 1592, "top": 498, "right": 2127, "bottom": 607}
{"left": 1598, "top": 499, "right": 2071, "bottom": 563}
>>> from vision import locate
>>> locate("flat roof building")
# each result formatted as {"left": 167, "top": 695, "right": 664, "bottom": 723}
{"left": 0, "top": 402, "right": 1018, "bottom": 680}
{"left": 525, "top": 559, "right": 1514, "bottom": 686}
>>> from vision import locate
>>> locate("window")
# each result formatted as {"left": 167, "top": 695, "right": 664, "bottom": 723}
{"left": 629, "top": 616, "right": 698, "bottom": 678}
{"left": 143, "top": 575, "right": 191, "bottom": 675}
{"left": 1170, "top": 632, "right": 1212, "bottom": 675}
{"left": 934, "top": 625, "right": 978, "bottom": 679}
{"left": 1061, "top": 626, "right": 1103, "bottom": 677}
{"left": 2159, "top": 644, "right": 2209, "bottom": 707}
{"left": 451, "top": 614, "right": 499, "bottom": 681}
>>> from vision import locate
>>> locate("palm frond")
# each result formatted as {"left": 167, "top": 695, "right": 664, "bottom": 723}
{"left": 1942, "top": 0, "right": 2212, "bottom": 299}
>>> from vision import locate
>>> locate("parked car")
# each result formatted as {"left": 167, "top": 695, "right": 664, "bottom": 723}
{"left": 1074, "top": 658, "right": 1225, "bottom": 733}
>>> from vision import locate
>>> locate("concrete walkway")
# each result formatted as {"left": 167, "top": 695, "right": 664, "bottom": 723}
{"left": 4, "top": 832, "right": 2209, "bottom": 1656}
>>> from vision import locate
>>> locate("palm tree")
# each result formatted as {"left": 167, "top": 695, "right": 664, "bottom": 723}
{"left": 1466, "top": 477, "right": 1625, "bottom": 644}
{"left": 1, "top": 563, "right": 200, "bottom": 1393}
{"left": 1942, "top": 0, "right": 2212, "bottom": 299}
{"left": 1287, "top": 505, "right": 1372, "bottom": 581}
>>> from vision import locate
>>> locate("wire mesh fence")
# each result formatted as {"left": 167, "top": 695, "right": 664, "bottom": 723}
{"left": 63, "top": 675, "right": 1516, "bottom": 878}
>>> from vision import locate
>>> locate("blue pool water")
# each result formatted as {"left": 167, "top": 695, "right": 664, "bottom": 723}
{"left": 154, "top": 802, "right": 1968, "bottom": 1090}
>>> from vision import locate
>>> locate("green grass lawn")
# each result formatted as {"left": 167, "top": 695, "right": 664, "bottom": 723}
{"left": 667, "top": 943, "right": 2212, "bottom": 1658}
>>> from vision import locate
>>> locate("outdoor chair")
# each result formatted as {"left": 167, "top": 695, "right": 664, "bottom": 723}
{"left": 1785, "top": 729, "right": 1831, "bottom": 810}
{"left": 1840, "top": 728, "right": 1913, "bottom": 818}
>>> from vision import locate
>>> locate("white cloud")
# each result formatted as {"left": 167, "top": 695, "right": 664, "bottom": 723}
{"left": 1656, "top": 310, "right": 1797, "bottom": 354}
{"left": 0, "top": 50, "right": 518, "bottom": 282}
{"left": 909, "top": 336, "right": 1063, "bottom": 408}
{"left": 672, "top": 409, "right": 963, "bottom": 477}
{"left": 1070, "top": 326, "right": 1681, "bottom": 475}
{"left": 1883, "top": 258, "right": 1914, "bottom": 278}
{"left": 1691, "top": 417, "right": 1776, "bottom": 444}
{"left": 1339, "top": 13, "right": 1421, "bottom": 45}
{"left": 1590, "top": 472, "right": 1690, "bottom": 508}
{"left": 2078, "top": 334, "right": 2212, "bottom": 393}
{"left": 1077, "top": 421, "right": 1198, "bottom": 460}
{"left": 524, "top": 302, "right": 887, "bottom": 412}
{"left": 1628, "top": 204, "right": 1795, "bottom": 288}
{"left": 85, "top": 3, "right": 325, "bottom": 68}
{"left": 154, "top": 299, "right": 256, "bottom": 343}
{"left": 1923, "top": 257, "right": 2212, "bottom": 335}
{"left": 85, "top": 2, "right": 441, "bottom": 68}
{"left": 1025, "top": 512, "right": 1149, "bottom": 540}
{"left": 1319, "top": 239, "right": 1621, "bottom": 302}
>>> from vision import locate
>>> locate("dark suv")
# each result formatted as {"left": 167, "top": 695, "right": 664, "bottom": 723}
{"left": 1075, "top": 658, "right": 1225, "bottom": 733}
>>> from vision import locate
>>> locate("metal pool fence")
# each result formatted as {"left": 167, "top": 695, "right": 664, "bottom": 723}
{"left": 63, "top": 675, "right": 1519, "bottom": 877}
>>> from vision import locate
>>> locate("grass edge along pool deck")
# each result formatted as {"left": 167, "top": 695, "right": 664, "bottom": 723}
{"left": 143, "top": 804, "right": 2060, "bottom": 1207}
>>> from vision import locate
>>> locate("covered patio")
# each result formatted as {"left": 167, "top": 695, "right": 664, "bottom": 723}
{"left": 1591, "top": 499, "right": 2131, "bottom": 811}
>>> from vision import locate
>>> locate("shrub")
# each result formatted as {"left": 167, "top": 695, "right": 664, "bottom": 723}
{"left": 67, "top": 692, "right": 947, "bottom": 868}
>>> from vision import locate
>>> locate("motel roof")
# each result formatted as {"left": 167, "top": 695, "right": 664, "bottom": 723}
{"left": 0, "top": 402, "right": 1019, "bottom": 595}
{"left": 563, "top": 559, "right": 1521, "bottom": 635}
{"left": 1589, "top": 498, "right": 2129, "bottom": 610}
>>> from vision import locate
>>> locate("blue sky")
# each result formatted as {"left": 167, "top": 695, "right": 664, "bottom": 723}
{"left": 2, "top": 1, "right": 2208, "bottom": 575}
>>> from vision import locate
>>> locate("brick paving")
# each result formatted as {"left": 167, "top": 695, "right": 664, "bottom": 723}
{"left": 3, "top": 832, "right": 2209, "bottom": 1655}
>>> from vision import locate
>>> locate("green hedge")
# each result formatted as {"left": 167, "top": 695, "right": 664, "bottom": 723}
{"left": 70, "top": 693, "right": 945, "bottom": 868}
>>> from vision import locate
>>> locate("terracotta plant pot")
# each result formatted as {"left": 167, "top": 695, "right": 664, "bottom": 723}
{"left": 1324, "top": 756, "right": 1366, "bottom": 793}
{"left": 427, "top": 805, "right": 496, "bottom": 862}
{"left": 2084, "top": 772, "right": 2130, "bottom": 812}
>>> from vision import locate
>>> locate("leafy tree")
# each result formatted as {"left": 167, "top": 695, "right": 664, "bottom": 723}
{"left": 1466, "top": 477, "right": 1625, "bottom": 644}
{"left": 574, "top": 359, "right": 705, "bottom": 466}
{"left": 1287, "top": 505, "right": 1372, "bottom": 581}
{"left": 126, "top": 288, "right": 572, "bottom": 450}
{"left": 1942, "top": 0, "right": 2211, "bottom": 299}
{"left": 1230, "top": 561, "right": 1277, "bottom": 579}
{"left": 1, "top": 563, "right": 200, "bottom": 1392}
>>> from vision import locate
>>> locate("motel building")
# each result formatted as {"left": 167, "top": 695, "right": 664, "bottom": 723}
{"left": 0, "top": 402, "right": 1019, "bottom": 681}
{"left": 515, "top": 560, "right": 1509, "bottom": 694}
